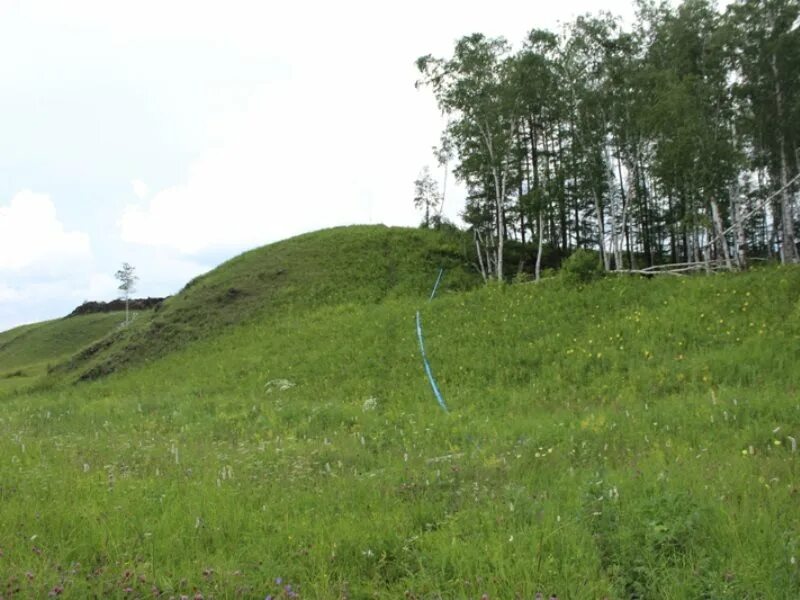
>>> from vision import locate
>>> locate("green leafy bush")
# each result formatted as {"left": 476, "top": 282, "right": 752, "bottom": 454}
{"left": 561, "top": 248, "right": 604, "bottom": 283}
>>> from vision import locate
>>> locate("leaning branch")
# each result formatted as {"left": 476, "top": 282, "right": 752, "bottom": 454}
{"left": 702, "top": 171, "right": 800, "bottom": 254}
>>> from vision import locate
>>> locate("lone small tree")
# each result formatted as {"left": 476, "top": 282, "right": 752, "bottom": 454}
{"left": 413, "top": 166, "right": 442, "bottom": 228}
{"left": 115, "top": 262, "right": 138, "bottom": 325}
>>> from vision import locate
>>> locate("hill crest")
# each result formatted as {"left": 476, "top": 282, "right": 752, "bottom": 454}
{"left": 57, "top": 225, "right": 479, "bottom": 381}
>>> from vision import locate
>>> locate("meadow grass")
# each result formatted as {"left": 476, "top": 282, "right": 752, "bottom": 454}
{"left": 54, "top": 225, "right": 477, "bottom": 383}
{"left": 0, "top": 312, "right": 127, "bottom": 395}
{"left": 1, "top": 228, "right": 799, "bottom": 598}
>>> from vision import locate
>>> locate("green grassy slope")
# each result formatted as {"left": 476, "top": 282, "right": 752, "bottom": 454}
{"left": 0, "top": 312, "right": 127, "bottom": 394}
{"left": 56, "top": 225, "right": 478, "bottom": 382}
{"left": 1, "top": 227, "right": 799, "bottom": 598}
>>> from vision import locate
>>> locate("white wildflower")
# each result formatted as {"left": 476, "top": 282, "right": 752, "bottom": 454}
{"left": 265, "top": 379, "right": 296, "bottom": 393}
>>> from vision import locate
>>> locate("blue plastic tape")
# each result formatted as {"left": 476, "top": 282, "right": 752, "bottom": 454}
{"left": 429, "top": 268, "right": 444, "bottom": 301}
{"left": 416, "top": 310, "right": 448, "bottom": 412}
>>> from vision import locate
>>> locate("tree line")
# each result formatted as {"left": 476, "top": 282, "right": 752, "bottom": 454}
{"left": 415, "top": 0, "right": 800, "bottom": 280}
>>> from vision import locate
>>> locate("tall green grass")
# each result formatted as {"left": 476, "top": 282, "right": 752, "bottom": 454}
{"left": 55, "top": 225, "right": 478, "bottom": 383}
{"left": 1, "top": 227, "right": 799, "bottom": 598}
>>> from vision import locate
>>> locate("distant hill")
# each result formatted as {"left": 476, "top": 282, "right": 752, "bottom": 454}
{"left": 54, "top": 225, "right": 479, "bottom": 381}
{"left": 0, "top": 312, "right": 126, "bottom": 393}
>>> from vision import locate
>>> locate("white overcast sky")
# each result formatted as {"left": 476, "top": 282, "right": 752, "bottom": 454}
{"left": 0, "top": 0, "right": 638, "bottom": 332}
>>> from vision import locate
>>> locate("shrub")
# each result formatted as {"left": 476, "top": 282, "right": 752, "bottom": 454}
{"left": 561, "top": 248, "right": 603, "bottom": 283}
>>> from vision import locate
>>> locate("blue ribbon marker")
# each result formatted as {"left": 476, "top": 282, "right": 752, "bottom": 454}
{"left": 416, "top": 310, "right": 448, "bottom": 412}
{"left": 429, "top": 268, "right": 444, "bottom": 301}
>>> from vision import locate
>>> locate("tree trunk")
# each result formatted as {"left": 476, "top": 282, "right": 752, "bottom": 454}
{"left": 603, "top": 143, "right": 619, "bottom": 270}
{"left": 527, "top": 117, "right": 540, "bottom": 231}
{"left": 667, "top": 190, "right": 677, "bottom": 263}
{"left": 474, "top": 230, "right": 488, "bottom": 282}
{"left": 535, "top": 211, "right": 544, "bottom": 281}
{"left": 637, "top": 157, "right": 654, "bottom": 266}
{"left": 778, "top": 142, "right": 798, "bottom": 263}
{"left": 623, "top": 158, "right": 637, "bottom": 271}
{"left": 569, "top": 119, "right": 580, "bottom": 248}
{"left": 519, "top": 159, "right": 526, "bottom": 245}
{"left": 479, "top": 121, "right": 507, "bottom": 281}
{"left": 735, "top": 198, "right": 748, "bottom": 269}
{"left": 593, "top": 186, "right": 609, "bottom": 271}
{"left": 773, "top": 53, "right": 798, "bottom": 263}
{"left": 616, "top": 148, "right": 629, "bottom": 269}
{"left": 710, "top": 197, "right": 733, "bottom": 270}
{"left": 495, "top": 174, "right": 506, "bottom": 282}
{"left": 556, "top": 127, "right": 568, "bottom": 251}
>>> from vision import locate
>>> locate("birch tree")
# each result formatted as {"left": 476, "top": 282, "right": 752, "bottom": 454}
{"left": 415, "top": 0, "right": 800, "bottom": 273}
{"left": 115, "top": 262, "right": 138, "bottom": 325}
{"left": 729, "top": 0, "right": 800, "bottom": 263}
{"left": 417, "top": 34, "right": 519, "bottom": 281}
{"left": 413, "top": 166, "right": 442, "bottom": 228}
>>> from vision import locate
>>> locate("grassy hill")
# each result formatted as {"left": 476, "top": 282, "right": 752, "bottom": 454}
{"left": 54, "top": 225, "right": 478, "bottom": 382}
{"left": 1, "top": 226, "right": 799, "bottom": 598}
{"left": 0, "top": 312, "right": 127, "bottom": 394}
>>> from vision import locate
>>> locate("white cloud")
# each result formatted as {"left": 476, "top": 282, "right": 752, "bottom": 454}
{"left": 0, "top": 190, "right": 92, "bottom": 271}
{"left": 1, "top": 0, "right": 645, "bottom": 331}
{"left": 85, "top": 272, "right": 118, "bottom": 300}
{"left": 112, "top": 1, "right": 642, "bottom": 257}
{"left": 131, "top": 179, "right": 150, "bottom": 200}
{"left": 0, "top": 190, "right": 101, "bottom": 330}
{"left": 119, "top": 76, "right": 440, "bottom": 255}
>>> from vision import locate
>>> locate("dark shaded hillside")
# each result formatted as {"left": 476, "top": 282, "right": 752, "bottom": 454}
{"left": 67, "top": 297, "right": 166, "bottom": 317}
{"left": 57, "top": 225, "right": 479, "bottom": 381}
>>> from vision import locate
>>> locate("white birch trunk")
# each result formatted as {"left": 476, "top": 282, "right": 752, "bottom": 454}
{"left": 779, "top": 143, "right": 798, "bottom": 263}
{"left": 535, "top": 211, "right": 544, "bottom": 281}
{"left": 593, "top": 188, "right": 610, "bottom": 271}
{"left": 710, "top": 197, "right": 733, "bottom": 270}
{"left": 729, "top": 171, "right": 747, "bottom": 269}
{"left": 474, "top": 230, "right": 488, "bottom": 282}
{"left": 479, "top": 123, "right": 503, "bottom": 281}
{"left": 604, "top": 143, "right": 620, "bottom": 270}
{"left": 773, "top": 53, "right": 799, "bottom": 263}
{"left": 735, "top": 199, "right": 748, "bottom": 269}
{"left": 618, "top": 190, "right": 629, "bottom": 271}
{"left": 625, "top": 162, "right": 638, "bottom": 271}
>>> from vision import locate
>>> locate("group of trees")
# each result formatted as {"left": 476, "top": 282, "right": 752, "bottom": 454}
{"left": 415, "top": 0, "right": 800, "bottom": 280}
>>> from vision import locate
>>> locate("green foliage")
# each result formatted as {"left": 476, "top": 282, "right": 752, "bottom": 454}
{"left": 1, "top": 237, "right": 799, "bottom": 597}
{"left": 417, "top": 0, "right": 800, "bottom": 273}
{"left": 561, "top": 248, "right": 603, "bottom": 283}
{"left": 413, "top": 166, "right": 442, "bottom": 228}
